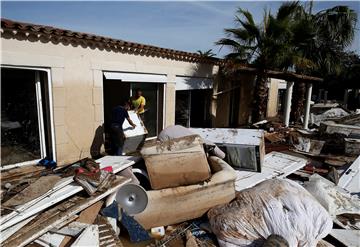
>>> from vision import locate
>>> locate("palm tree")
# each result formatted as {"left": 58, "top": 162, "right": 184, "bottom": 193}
{"left": 197, "top": 49, "right": 216, "bottom": 58}
{"left": 290, "top": 4, "right": 357, "bottom": 122}
{"left": 216, "top": 2, "right": 300, "bottom": 122}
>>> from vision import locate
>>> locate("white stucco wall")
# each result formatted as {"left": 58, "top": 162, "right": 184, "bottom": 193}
{"left": 1, "top": 37, "right": 218, "bottom": 165}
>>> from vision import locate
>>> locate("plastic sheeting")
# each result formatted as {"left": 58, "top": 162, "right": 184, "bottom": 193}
{"left": 208, "top": 179, "right": 332, "bottom": 247}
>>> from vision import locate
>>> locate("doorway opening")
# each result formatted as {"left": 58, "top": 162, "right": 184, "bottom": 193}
{"left": 1, "top": 67, "right": 53, "bottom": 166}
{"left": 175, "top": 89, "right": 212, "bottom": 128}
{"left": 103, "top": 78, "right": 164, "bottom": 153}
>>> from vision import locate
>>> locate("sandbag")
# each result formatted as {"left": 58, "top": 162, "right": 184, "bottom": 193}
{"left": 208, "top": 179, "right": 332, "bottom": 247}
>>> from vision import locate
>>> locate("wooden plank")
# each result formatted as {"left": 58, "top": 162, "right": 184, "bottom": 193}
{"left": 1, "top": 165, "right": 44, "bottom": 181}
{"left": 51, "top": 222, "right": 89, "bottom": 237}
{"left": 1, "top": 156, "right": 139, "bottom": 231}
{"left": 36, "top": 233, "right": 65, "bottom": 247}
{"left": 0, "top": 183, "right": 83, "bottom": 231}
{"left": 95, "top": 216, "right": 124, "bottom": 247}
{"left": 3, "top": 175, "right": 61, "bottom": 207}
{"left": 2, "top": 177, "right": 130, "bottom": 247}
{"left": 59, "top": 201, "right": 104, "bottom": 247}
{"left": 0, "top": 215, "right": 37, "bottom": 243}
{"left": 1, "top": 177, "right": 73, "bottom": 225}
{"left": 235, "top": 152, "right": 307, "bottom": 191}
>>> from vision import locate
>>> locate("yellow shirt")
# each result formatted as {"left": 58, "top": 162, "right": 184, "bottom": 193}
{"left": 132, "top": 96, "right": 146, "bottom": 114}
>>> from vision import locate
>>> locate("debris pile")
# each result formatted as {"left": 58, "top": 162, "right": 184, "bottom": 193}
{"left": 1, "top": 107, "right": 359, "bottom": 246}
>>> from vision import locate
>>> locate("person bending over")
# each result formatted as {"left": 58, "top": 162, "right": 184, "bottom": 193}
{"left": 111, "top": 101, "right": 136, "bottom": 155}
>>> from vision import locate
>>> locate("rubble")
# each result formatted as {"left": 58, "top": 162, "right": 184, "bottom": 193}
{"left": 1, "top": 108, "right": 359, "bottom": 247}
{"left": 311, "top": 107, "right": 349, "bottom": 126}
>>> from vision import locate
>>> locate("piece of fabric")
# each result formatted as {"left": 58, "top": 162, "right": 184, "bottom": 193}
{"left": 121, "top": 211, "right": 151, "bottom": 242}
{"left": 111, "top": 106, "right": 129, "bottom": 126}
{"left": 132, "top": 96, "right": 146, "bottom": 114}
{"left": 208, "top": 179, "right": 332, "bottom": 247}
{"left": 101, "top": 201, "right": 119, "bottom": 219}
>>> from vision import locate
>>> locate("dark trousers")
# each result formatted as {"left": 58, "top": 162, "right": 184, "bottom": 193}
{"left": 111, "top": 124, "right": 125, "bottom": 155}
{"left": 139, "top": 113, "right": 145, "bottom": 123}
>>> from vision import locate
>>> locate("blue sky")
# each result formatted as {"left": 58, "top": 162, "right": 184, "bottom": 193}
{"left": 1, "top": 1, "right": 359, "bottom": 57}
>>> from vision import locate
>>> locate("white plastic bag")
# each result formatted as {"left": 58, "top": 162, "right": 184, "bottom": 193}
{"left": 208, "top": 179, "right": 332, "bottom": 247}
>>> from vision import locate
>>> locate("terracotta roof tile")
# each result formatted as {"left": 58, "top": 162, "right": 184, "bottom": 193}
{"left": 1, "top": 18, "right": 220, "bottom": 64}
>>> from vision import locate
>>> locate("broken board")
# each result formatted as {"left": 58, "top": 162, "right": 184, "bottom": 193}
{"left": 2, "top": 177, "right": 130, "bottom": 247}
{"left": 59, "top": 201, "right": 103, "bottom": 247}
{"left": 1, "top": 156, "right": 139, "bottom": 231}
{"left": 338, "top": 155, "right": 360, "bottom": 198}
{"left": 3, "top": 175, "right": 61, "bottom": 207}
{"left": 329, "top": 229, "right": 360, "bottom": 247}
{"left": 70, "top": 225, "right": 99, "bottom": 247}
{"left": 235, "top": 152, "right": 307, "bottom": 191}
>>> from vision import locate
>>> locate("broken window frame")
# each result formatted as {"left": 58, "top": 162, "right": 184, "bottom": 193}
{"left": 1, "top": 65, "right": 56, "bottom": 170}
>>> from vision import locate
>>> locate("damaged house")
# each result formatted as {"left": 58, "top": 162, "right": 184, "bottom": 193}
{"left": 1, "top": 18, "right": 325, "bottom": 168}
{"left": 1, "top": 18, "right": 222, "bottom": 167}
{"left": 1, "top": 16, "right": 359, "bottom": 247}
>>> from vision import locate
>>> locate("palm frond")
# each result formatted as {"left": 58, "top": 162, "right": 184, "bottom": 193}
{"left": 236, "top": 8, "right": 255, "bottom": 26}
{"left": 276, "top": 1, "right": 300, "bottom": 20}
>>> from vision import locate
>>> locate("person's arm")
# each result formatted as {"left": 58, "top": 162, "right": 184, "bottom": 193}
{"left": 126, "top": 117, "right": 136, "bottom": 129}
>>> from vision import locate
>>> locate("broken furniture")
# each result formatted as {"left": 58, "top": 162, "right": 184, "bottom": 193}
{"left": 134, "top": 156, "right": 236, "bottom": 229}
{"left": 190, "top": 128, "right": 265, "bottom": 172}
{"left": 140, "top": 135, "right": 211, "bottom": 190}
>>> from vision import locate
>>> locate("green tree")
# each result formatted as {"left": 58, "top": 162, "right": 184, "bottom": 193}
{"left": 216, "top": 2, "right": 301, "bottom": 121}
{"left": 290, "top": 4, "right": 357, "bottom": 121}
{"left": 197, "top": 49, "right": 216, "bottom": 58}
